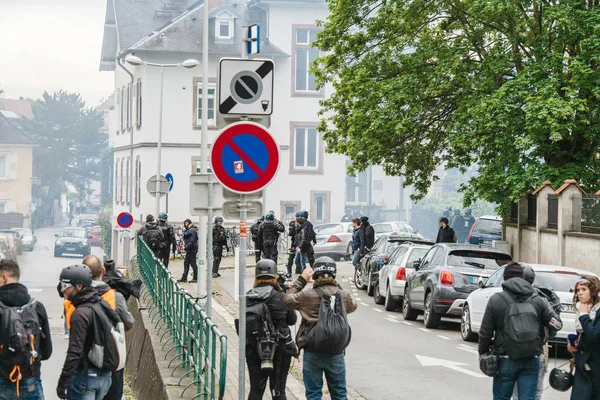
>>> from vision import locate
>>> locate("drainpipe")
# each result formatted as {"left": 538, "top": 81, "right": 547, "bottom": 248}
{"left": 117, "top": 55, "right": 135, "bottom": 262}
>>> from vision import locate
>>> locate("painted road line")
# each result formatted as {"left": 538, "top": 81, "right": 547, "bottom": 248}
{"left": 388, "top": 314, "right": 398, "bottom": 319}
{"left": 457, "top": 345, "right": 479, "bottom": 355}
{"left": 372, "top": 308, "right": 382, "bottom": 313}
{"left": 360, "top": 302, "right": 368, "bottom": 307}
{"left": 385, "top": 317, "right": 400, "bottom": 323}
{"left": 45, "top": 245, "right": 52, "bottom": 251}
{"left": 402, "top": 321, "right": 413, "bottom": 326}
{"left": 437, "top": 335, "right": 451, "bottom": 340}
{"left": 416, "top": 355, "right": 485, "bottom": 378}
{"left": 419, "top": 328, "right": 431, "bottom": 333}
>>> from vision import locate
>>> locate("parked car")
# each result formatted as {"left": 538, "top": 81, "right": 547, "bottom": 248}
{"left": 54, "top": 228, "right": 91, "bottom": 257}
{"left": 467, "top": 216, "right": 502, "bottom": 245}
{"left": 88, "top": 225, "right": 102, "bottom": 247}
{"left": 0, "top": 230, "right": 23, "bottom": 255}
{"left": 403, "top": 243, "right": 512, "bottom": 328}
{"left": 355, "top": 234, "right": 433, "bottom": 296}
{"left": 312, "top": 222, "right": 354, "bottom": 261}
{"left": 461, "top": 264, "right": 598, "bottom": 345}
{"left": 10, "top": 228, "right": 36, "bottom": 251}
{"left": 78, "top": 214, "right": 98, "bottom": 232}
{"left": 374, "top": 242, "right": 433, "bottom": 310}
{"left": 0, "top": 234, "right": 18, "bottom": 261}
{"left": 373, "top": 221, "right": 423, "bottom": 240}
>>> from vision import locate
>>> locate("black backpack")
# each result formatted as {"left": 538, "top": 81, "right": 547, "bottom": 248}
{"left": 78, "top": 300, "right": 126, "bottom": 372}
{"left": 304, "top": 288, "right": 352, "bottom": 355}
{"left": 235, "top": 290, "right": 277, "bottom": 344}
{"left": 144, "top": 228, "right": 162, "bottom": 253}
{"left": 500, "top": 292, "right": 542, "bottom": 360}
{"left": 0, "top": 299, "right": 42, "bottom": 379}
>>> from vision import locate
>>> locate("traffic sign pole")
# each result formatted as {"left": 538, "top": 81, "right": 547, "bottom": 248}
{"left": 206, "top": 176, "right": 214, "bottom": 319}
{"left": 238, "top": 194, "right": 247, "bottom": 400}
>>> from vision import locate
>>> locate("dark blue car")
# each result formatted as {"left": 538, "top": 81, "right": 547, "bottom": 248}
{"left": 467, "top": 216, "right": 502, "bottom": 245}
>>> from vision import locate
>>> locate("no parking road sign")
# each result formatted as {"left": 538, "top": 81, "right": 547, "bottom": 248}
{"left": 211, "top": 122, "right": 279, "bottom": 193}
{"left": 218, "top": 58, "right": 274, "bottom": 116}
{"left": 116, "top": 212, "right": 134, "bottom": 229}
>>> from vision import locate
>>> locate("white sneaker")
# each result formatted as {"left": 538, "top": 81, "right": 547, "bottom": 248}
{"left": 64, "top": 333, "right": 69, "bottom": 339}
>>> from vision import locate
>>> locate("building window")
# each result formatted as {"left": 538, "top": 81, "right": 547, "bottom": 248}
{"left": 116, "top": 88, "right": 121, "bottom": 134}
{"left": 120, "top": 86, "right": 125, "bottom": 133}
{"left": 193, "top": 157, "right": 213, "bottom": 174}
{"left": 310, "top": 191, "right": 330, "bottom": 224}
{"left": 193, "top": 78, "right": 217, "bottom": 128}
{"left": 292, "top": 26, "right": 321, "bottom": 95}
{"left": 125, "top": 157, "right": 130, "bottom": 205}
{"left": 346, "top": 160, "right": 369, "bottom": 203}
{"left": 280, "top": 201, "right": 301, "bottom": 223}
{"left": 0, "top": 155, "right": 6, "bottom": 179}
{"left": 216, "top": 12, "right": 234, "bottom": 39}
{"left": 290, "top": 124, "right": 322, "bottom": 173}
{"left": 114, "top": 159, "right": 119, "bottom": 202}
{"left": 134, "top": 157, "right": 141, "bottom": 206}
{"left": 135, "top": 78, "right": 142, "bottom": 129}
{"left": 126, "top": 84, "right": 131, "bottom": 130}
{"left": 119, "top": 158, "right": 124, "bottom": 204}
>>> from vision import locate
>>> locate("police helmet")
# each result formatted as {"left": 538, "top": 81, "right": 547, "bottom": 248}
{"left": 523, "top": 263, "right": 535, "bottom": 285}
{"left": 299, "top": 210, "right": 309, "bottom": 218}
{"left": 158, "top": 212, "right": 168, "bottom": 221}
{"left": 255, "top": 259, "right": 277, "bottom": 279}
{"left": 59, "top": 264, "right": 93, "bottom": 288}
{"left": 549, "top": 368, "right": 573, "bottom": 392}
{"left": 214, "top": 216, "right": 224, "bottom": 223}
{"left": 265, "top": 213, "right": 275, "bottom": 221}
{"left": 312, "top": 256, "right": 337, "bottom": 279}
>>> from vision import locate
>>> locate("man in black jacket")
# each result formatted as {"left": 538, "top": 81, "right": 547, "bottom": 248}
{"left": 299, "top": 211, "right": 317, "bottom": 268}
{"left": 157, "top": 212, "right": 176, "bottom": 268}
{"left": 250, "top": 217, "right": 263, "bottom": 263}
{"left": 259, "top": 213, "right": 285, "bottom": 262}
{"left": 478, "top": 262, "right": 562, "bottom": 400}
{"left": 212, "top": 216, "right": 228, "bottom": 278}
{"left": 436, "top": 217, "right": 456, "bottom": 243}
{"left": 0, "top": 259, "right": 52, "bottom": 399}
{"left": 360, "top": 216, "right": 375, "bottom": 251}
{"left": 56, "top": 264, "right": 112, "bottom": 399}
{"left": 179, "top": 218, "right": 198, "bottom": 283}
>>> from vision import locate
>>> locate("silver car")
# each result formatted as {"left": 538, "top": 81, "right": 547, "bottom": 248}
{"left": 312, "top": 222, "right": 354, "bottom": 261}
{"left": 373, "top": 221, "right": 423, "bottom": 240}
{"left": 11, "top": 228, "right": 36, "bottom": 251}
{"left": 461, "top": 264, "right": 599, "bottom": 345}
{"left": 374, "top": 242, "right": 432, "bottom": 311}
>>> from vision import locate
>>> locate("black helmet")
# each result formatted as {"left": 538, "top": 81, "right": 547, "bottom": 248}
{"left": 549, "top": 368, "right": 573, "bottom": 392}
{"left": 523, "top": 263, "right": 535, "bottom": 284}
{"left": 59, "top": 264, "right": 92, "bottom": 287}
{"left": 313, "top": 256, "right": 337, "bottom": 279}
{"left": 255, "top": 259, "right": 277, "bottom": 278}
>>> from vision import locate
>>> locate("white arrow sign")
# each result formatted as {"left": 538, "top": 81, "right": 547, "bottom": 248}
{"left": 415, "top": 355, "right": 486, "bottom": 378}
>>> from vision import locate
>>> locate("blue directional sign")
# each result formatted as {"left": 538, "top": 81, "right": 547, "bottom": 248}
{"left": 165, "top": 173, "right": 174, "bottom": 192}
{"left": 247, "top": 24, "right": 260, "bottom": 55}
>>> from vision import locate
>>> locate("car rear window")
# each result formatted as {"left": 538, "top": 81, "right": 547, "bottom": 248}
{"left": 535, "top": 271, "right": 591, "bottom": 293}
{"left": 448, "top": 250, "right": 512, "bottom": 269}
{"left": 374, "top": 224, "right": 392, "bottom": 234}
{"left": 314, "top": 224, "right": 342, "bottom": 235}
{"left": 473, "top": 219, "right": 502, "bottom": 236}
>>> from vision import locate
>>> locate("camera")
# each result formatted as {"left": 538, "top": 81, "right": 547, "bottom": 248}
{"left": 276, "top": 270, "right": 292, "bottom": 293}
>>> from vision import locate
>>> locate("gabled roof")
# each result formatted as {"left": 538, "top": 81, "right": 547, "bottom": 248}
{"left": 0, "top": 98, "right": 34, "bottom": 119}
{"left": 532, "top": 180, "right": 555, "bottom": 195}
{"left": 555, "top": 179, "right": 586, "bottom": 195}
{"left": 0, "top": 113, "right": 35, "bottom": 145}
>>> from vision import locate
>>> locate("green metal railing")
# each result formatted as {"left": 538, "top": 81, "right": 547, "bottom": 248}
{"left": 134, "top": 236, "right": 227, "bottom": 400}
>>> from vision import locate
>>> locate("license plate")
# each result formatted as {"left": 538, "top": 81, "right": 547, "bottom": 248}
{"left": 469, "top": 276, "right": 479, "bottom": 284}
{"left": 66, "top": 247, "right": 76, "bottom": 252}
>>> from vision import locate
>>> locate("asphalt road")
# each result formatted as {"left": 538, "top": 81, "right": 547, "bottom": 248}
{"left": 216, "top": 260, "right": 572, "bottom": 400}
{"left": 16, "top": 224, "right": 103, "bottom": 400}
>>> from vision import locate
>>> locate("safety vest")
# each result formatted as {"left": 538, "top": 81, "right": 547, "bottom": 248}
{"left": 64, "top": 287, "right": 116, "bottom": 330}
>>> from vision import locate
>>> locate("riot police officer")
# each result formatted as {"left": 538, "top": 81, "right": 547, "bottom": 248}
{"left": 157, "top": 212, "right": 176, "bottom": 268}
{"left": 213, "top": 216, "right": 228, "bottom": 278}
{"left": 259, "top": 213, "right": 285, "bottom": 262}
{"left": 298, "top": 210, "right": 317, "bottom": 267}
{"left": 250, "top": 216, "right": 264, "bottom": 263}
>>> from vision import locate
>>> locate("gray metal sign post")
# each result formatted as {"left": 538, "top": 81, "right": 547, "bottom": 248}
{"left": 238, "top": 194, "right": 248, "bottom": 400}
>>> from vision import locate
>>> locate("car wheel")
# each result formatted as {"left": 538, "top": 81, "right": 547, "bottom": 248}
{"left": 402, "top": 287, "right": 419, "bottom": 321}
{"left": 384, "top": 284, "right": 399, "bottom": 311}
{"left": 373, "top": 280, "right": 385, "bottom": 305}
{"left": 461, "top": 305, "right": 478, "bottom": 342}
{"left": 367, "top": 270, "right": 374, "bottom": 296}
{"left": 424, "top": 292, "right": 442, "bottom": 329}
{"left": 354, "top": 267, "right": 367, "bottom": 290}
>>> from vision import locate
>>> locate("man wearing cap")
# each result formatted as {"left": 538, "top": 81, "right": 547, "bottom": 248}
{"left": 478, "top": 262, "right": 562, "bottom": 400}
{"left": 284, "top": 257, "right": 357, "bottom": 399}
{"left": 360, "top": 216, "right": 375, "bottom": 252}
{"left": 56, "top": 264, "right": 113, "bottom": 399}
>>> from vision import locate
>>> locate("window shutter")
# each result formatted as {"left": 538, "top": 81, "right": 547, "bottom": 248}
{"left": 7, "top": 153, "right": 17, "bottom": 180}
{"left": 116, "top": 88, "right": 121, "bottom": 135}
{"left": 114, "top": 159, "right": 119, "bottom": 202}
{"left": 136, "top": 79, "right": 142, "bottom": 129}
{"left": 136, "top": 158, "right": 141, "bottom": 206}
{"left": 126, "top": 84, "right": 131, "bottom": 130}
{"left": 119, "top": 158, "right": 124, "bottom": 204}
{"left": 125, "top": 157, "right": 130, "bottom": 204}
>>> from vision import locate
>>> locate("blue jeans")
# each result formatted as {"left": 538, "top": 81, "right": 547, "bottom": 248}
{"left": 352, "top": 250, "right": 361, "bottom": 269}
{"left": 295, "top": 252, "right": 308, "bottom": 271}
{"left": 493, "top": 357, "right": 539, "bottom": 400}
{"left": 67, "top": 368, "right": 112, "bottom": 400}
{"left": 512, "top": 354, "right": 544, "bottom": 400}
{"left": 303, "top": 351, "right": 347, "bottom": 400}
{"left": 0, "top": 376, "right": 45, "bottom": 400}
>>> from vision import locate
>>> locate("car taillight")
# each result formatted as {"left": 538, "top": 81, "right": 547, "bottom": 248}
{"left": 391, "top": 231, "right": 398, "bottom": 236}
{"left": 396, "top": 267, "right": 406, "bottom": 280}
{"left": 440, "top": 270, "right": 454, "bottom": 286}
{"left": 468, "top": 222, "right": 477, "bottom": 240}
{"left": 327, "top": 235, "right": 342, "bottom": 243}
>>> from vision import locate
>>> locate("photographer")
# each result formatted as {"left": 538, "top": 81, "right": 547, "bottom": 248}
{"left": 245, "top": 259, "right": 298, "bottom": 400}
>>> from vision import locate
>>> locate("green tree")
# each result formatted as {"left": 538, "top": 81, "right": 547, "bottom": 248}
{"left": 22, "top": 91, "right": 106, "bottom": 199}
{"left": 314, "top": 0, "right": 600, "bottom": 209}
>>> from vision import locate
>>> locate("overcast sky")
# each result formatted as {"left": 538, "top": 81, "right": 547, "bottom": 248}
{"left": 0, "top": 0, "right": 113, "bottom": 107}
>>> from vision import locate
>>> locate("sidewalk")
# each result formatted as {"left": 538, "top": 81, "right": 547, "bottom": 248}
{"left": 167, "top": 259, "right": 366, "bottom": 400}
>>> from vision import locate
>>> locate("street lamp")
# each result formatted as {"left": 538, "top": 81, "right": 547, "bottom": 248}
{"left": 125, "top": 55, "right": 199, "bottom": 217}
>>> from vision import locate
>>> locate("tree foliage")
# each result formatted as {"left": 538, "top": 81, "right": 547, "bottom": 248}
{"left": 21, "top": 91, "right": 106, "bottom": 197}
{"left": 314, "top": 0, "right": 600, "bottom": 207}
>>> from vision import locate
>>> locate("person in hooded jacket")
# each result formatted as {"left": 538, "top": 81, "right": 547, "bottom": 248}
{"left": 0, "top": 259, "right": 52, "bottom": 400}
{"left": 179, "top": 219, "right": 198, "bottom": 283}
{"left": 136, "top": 214, "right": 164, "bottom": 257}
{"left": 286, "top": 213, "right": 300, "bottom": 276}
{"left": 245, "top": 259, "right": 297, "bottom": 400}
{"left": 352, "top": 218, "right": 365, "bottom": 269}
{"left": 250, "top": 217, "right": 264, "bottom": 263}
{"left": 259, "top": 213, "right": 285, "bottom": 262}
{"left": 102, "top": 259, "right": 142, "bottom": 301}
{"left": 568, "top": 276, "right": 600, "bottom": 400}
{"left": 360, "top": 216, "right": 375, "bottom": 251}
{"left": 298, "top": 211, "right": 317, "bottom": 268}
{"left": 436, "top": 217, "right": 457, "bottom": 243}
{"left": 157, "top": 213, "right": 176, "bottom": 268}
{"left": 294, "top": 216, "right": 312, "bottom": 272}
{"left": 478, "top": 262, "right": 562, "bottom": 400}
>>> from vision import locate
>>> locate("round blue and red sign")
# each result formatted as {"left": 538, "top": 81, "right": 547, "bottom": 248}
{"left": 116, "top": 212, "right": 134, "bottom": 229}
{"left": 211, "top": 122, "right": 279, "bottom": 193}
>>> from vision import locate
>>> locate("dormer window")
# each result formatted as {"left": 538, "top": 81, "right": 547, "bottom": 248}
{"left": 216, "top": 11, "right": 234, "bottom": 40}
